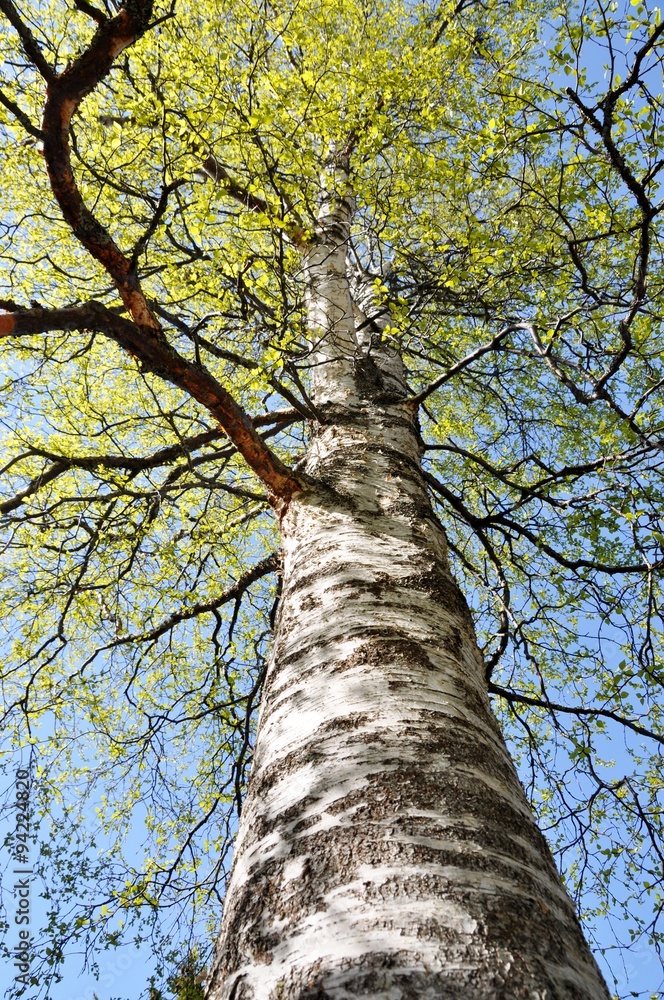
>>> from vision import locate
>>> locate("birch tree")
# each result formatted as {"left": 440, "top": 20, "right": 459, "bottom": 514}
{"left": 0, "top": 1, "right": 663, "bottom": 998}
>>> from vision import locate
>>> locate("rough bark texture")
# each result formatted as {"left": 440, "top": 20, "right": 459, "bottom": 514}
{"left": 206, "top": 174, "right": 611, "bottom": 1000}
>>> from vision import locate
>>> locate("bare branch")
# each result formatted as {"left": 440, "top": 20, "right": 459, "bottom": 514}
{"left": 489, "top": 683, "right": 664, "bottom": 747}
{"left": 410, "top": 325, "right": 515, "bottom": 405}
{"left": 424, "top": 469, "right": 658, "bottom": 576}
{"left": 89, "top": 552, "right": 279, "bottom": 653}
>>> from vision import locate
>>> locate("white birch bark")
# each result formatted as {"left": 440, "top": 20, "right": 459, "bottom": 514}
{"left": 303, "top": 160, "right": 360, "bottom": 408}
{"left": 205, "top": 170, "right": 611, "bottom": 1000}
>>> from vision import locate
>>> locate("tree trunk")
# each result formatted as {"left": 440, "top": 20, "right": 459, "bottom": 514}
{"left": 205, "top": 173, "right": 611, "bottom": 1000}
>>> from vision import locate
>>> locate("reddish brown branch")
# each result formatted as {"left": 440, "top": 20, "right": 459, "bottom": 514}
{"left": 40, "top": 0, "right": 159, "bottom": 329}
{"left": 0, "top": 302, "right": 302, "bottom": 505}
{"left": 12, "top": 3, "right": 301, "bottom": 503}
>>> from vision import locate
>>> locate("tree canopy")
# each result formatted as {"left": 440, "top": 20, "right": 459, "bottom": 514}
{"left": 0, "top": 0, "right": 663, "bottom": 997}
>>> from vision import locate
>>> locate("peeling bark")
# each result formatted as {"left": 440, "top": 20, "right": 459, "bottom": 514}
{"left": 206, "top": 182, "right": 611, "bottom": 1000}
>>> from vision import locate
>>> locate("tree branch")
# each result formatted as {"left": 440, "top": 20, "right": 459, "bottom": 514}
{"left": 130, "top": 180, "right": 187, "bottom": 270}
{"left": 489, "top": 682, "right": 664, "bottom": 747}
{"left": 429, "top": 0, "right": 482, "bottom": 48}
{"left": 410, "top": 324, "right": 516, "bottom": 404}
{"left": 0, "top": 0, "right": 54, "bottom": 80}
{"left": 72, "top": 0, "right": 107, "bottom": 25}
{"left": 424, "top": 468, "right": 658, "bottom": 576}
{"left": 152, "top": 304, "right": 317, "bottom": 419}
{"left": 0, "top": 410, "right": 300, "bottom": 516}
{"left": 198, "top": 155, "right": 309, "bottom": 248}
{"left": 1, "top": 2, "right": 303, "bottom": 505}
{"left": 40, "top": 0, "right": 159, "bottom": 329}
{"left": 0, "top": 302, "right": 302, "bottom": 504}
{"left": 89, "top": 552, "right": 279, "bottom": 653}
{"left": 0, "top": 86, "right": 43, "bottom": 138}
{"left": 0, "top": 460, "right": 68, "bottom": 515}
{"left": 425, "top": 438, "right": 657, "bottom": 510}
{"left": 0, "top": 429, "right": 224, "bottom": 515}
